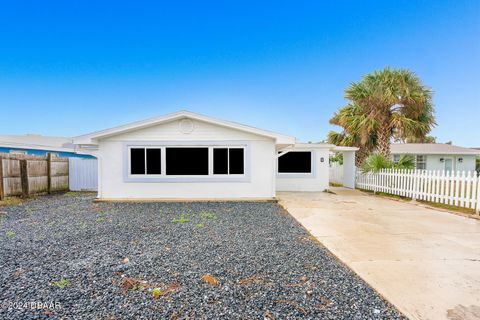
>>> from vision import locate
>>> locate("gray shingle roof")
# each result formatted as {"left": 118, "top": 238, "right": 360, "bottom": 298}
{"left": 391, "top": 143, "right": 480, "bottom": 155}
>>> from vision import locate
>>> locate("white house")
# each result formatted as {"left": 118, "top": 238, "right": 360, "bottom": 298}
{"left": 73, "top": 111, "right": 356, "bottom": 200}
{"left": 391, "top": 143, "right": 480, "bottom": 172}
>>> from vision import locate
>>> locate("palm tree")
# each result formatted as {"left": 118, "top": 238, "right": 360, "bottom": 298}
{"left": 328, "top": 103, "right": 377, "bottom": 166}
{"left": 343, "top": 67, "right": 435, "bottom": 158}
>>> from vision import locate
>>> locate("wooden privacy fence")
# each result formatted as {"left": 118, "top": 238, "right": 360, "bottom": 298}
{"left": 356, "top": 169, "right": 480, "bottom": 214}
{"left": 0, "top": 153, "right": 69, "bottom": 199}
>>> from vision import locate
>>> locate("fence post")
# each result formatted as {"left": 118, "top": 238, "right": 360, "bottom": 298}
{"left": 0, "top": 156, "right": 4, "bottom": 201}
{"left": 476, "top": 174, "right": 480, "bottom": 215}
{"left": 47, "top": 153, "right": 52, "bottom": 194}
{"left": 20, "top": 159, "right": 29, "bottom": 198}
{"left": 412, "top": 170, "right": 418, "bottom": 201}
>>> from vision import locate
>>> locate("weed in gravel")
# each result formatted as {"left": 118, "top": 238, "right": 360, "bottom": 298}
{"left": 63, "top": 192, "right": 81, "bottom": 197}
{"left": 78, "top": 222, "right": 87, "bottom": 229}
{"left": 172, "top": 213, "right": 189, "bottom": 224}
{"left": 25, "top": 207, "right": 34, "bottom": 215}
{"left": 5, "top": 230, "right": 16, "bottom": 238}
{"left": 52, "top": 278, "right": 70, "bottom": 289}
{"left": 96, "top": 217, "right": 106, "bottom": 222}
{"left": 200, "top": 211, "right": 216, "bottom": 220}
{"left": 196, "top": 223, "right": 204, "bottom": 228}
{"left": 152, "top": 288, "right": 163, "bottom": 299}
{"left": 0, "top": 197, "right": 23, "bottom": 206}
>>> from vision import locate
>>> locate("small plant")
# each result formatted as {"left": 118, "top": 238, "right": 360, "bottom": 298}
{"left": 5, "top": 230, "right": 16, "bottom": 238}
{"left": 52, "top": 278, "right": 70, "bottom": 289}
{"left": 172, "top": 213, "right": 189, "bottom": 224}
{"left": 79, "top": 222, "right": 87, "bottom": 229}
{"left": 200, "top": 212, "right": 216, "bottom": 220}
{"left": 96, "top": 217, "right": 106, "bottom": 222}
{"left": 152, "top": 287, "right": 163, "bottom": 299}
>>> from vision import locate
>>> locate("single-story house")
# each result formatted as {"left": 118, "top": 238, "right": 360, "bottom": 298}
{"left": 391, "top": 143, "right": 480, "bottom": 172}
{"left": 73, "top": 111, "right": 356, "bottom": 200}
{"left": 0, "top": 134, "right": 94, "bottom": 158}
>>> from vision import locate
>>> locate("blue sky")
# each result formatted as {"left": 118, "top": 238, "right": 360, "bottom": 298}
{"left": 0, "top": 1, "right": 479, "bottom": 146}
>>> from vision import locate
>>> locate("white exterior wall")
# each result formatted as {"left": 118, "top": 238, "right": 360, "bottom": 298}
{"left": 392, "top": 154, "right": 477, "bottom": 172}
{"left": 95, "top": 119, "right": 277, "bottom": 199}
{"left": 425, "top": 155, "right": 476, "bottom": 172}
{"left": 276, "top": 148, "right": 330, "bottom": 192}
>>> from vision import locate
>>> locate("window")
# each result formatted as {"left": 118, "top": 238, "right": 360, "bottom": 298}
{"left": 213, "top": 148, "right": 244, "bottom": 175}
{"left": 393, "top": 154, "right": 400, "bottom": 164}
{"left": 278, "top": 151, "right": 312, "bottom": 173}
{"left": 130, "top": 148, "right": 161, "bottom": 175}
{"left": 416, "top": 155, "right": 426, "bottom": 170}
{"left": 126, "top": 144, "right": 248, "bottom": 181}
{"left": 166, "top": 147, "right": 208, "bottom": 175}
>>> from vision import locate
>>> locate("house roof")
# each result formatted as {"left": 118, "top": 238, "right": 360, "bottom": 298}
{"left": 0, "top": 134, "right": 75, "bottom": 152}
{"left": 74, "top": 110, "right": 296, "bottom": 145}
{"left": 391, "top": 143, "right": 480, "bottom": 155}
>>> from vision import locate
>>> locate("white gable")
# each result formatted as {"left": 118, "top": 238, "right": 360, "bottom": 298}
{"left": 101, "top": 118, "right": 274, "bottom": 142}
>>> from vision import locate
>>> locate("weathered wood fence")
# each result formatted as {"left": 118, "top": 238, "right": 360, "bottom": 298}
{"left": 356, "top": 169, "right": 480, "bottom": 214}
{"left": 0, "top": 153, "right": 69, "bottom": 199}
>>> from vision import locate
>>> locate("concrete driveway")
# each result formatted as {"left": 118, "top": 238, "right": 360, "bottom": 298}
{"left": 278, "top": 188, "right": 480, "bottom": 320}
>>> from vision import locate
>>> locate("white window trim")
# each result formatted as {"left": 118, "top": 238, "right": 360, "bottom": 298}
{"left": 416, "top": 154, "right": 427, "bottom": 170}
{"left": 276, "top": 150, "right": 316, "bottom": 178}
{"left": 123, "top": 141, "right": 250, "bottom": 183}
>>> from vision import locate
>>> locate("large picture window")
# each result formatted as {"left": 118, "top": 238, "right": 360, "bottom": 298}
{"left": 213, "top": 148, "right": 244, "bottom": 175}
{"left": 130, "top": 148, "right": 161, "bottom": 175}
{"left": 278, "top": 151, "right": 312, "bottom": 173}
{"left": 127, "top": 144, "right": 248, "bottom": 181}
{"left": 166, "top": 147, "right": 209, "bottom": 175}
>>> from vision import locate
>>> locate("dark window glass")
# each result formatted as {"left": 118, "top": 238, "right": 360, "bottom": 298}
{"left": 146, "top": 148, "right": 161, "bottom": 174}
{"left": 229, "top": 148, "right": 244, "bottom": 174}
{"left": 166, "top": 148, "right": 208, "bottom": 175}
{"left": 278, "top": 151, "right": 311, "bottom": 173}
{"left": 130, "top": 148, "right": 145, "bottom": 174}
{"left": 213, "top": 148, "right": 228, "bottom": 174}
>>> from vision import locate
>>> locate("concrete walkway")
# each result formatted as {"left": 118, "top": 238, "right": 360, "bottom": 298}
{"left": 278, "top": 188, "right": 480, "bottom": 320}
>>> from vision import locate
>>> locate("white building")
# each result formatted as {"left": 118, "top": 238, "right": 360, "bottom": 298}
{"left": 73, "top": 111, "right": 356, "bottom": 200}
{"left": 391, "top": 143, "right": 480, "bottom": 172}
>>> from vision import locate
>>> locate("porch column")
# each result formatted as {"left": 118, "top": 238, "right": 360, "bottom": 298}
{"left": 342, "top": 151, "right": 356, "bottom": 188}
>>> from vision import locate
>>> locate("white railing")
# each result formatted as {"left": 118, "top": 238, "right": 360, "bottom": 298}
{"left": 356, "top": 169, "right": 480, "bottom": 214}
{"left": 329, "top": 163, "right": 344, "bottom": 185}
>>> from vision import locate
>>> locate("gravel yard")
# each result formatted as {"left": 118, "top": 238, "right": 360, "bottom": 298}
{"left": 0, "top": 193, "right": 403, "bottom": 319}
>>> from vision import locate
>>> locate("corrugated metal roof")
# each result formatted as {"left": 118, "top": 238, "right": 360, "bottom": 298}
{"left": 391, "top": 143, "right": 480, "bottom": 155}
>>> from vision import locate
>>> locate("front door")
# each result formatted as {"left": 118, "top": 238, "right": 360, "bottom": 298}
{"left": 444, "top": 158, "right": 453, "bottom": 172}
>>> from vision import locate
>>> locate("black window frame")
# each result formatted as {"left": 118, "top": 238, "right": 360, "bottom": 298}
{"left": 213, "top": 147, "right": 245, "bottom": 175}
{"left": 130, "top": 147, "right": 162, "bottom": 175}
{"left": 165, "top": 147, "right": 209, "bottom": 176}
{"left": 277, "top": 151, "right": 313, "bottom": 174}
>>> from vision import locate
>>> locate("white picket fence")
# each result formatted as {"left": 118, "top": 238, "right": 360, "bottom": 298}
{"left": 356, "top": 169, "right": 480, "bottom": 214}
{"left": 329, "top": 163, "right": 344, "bottom": 185}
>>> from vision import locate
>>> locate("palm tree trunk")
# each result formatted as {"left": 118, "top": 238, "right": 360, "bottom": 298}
{"left": 355, "top": 147, "right": 368, "bottom": 167}
{"left": 377, "top": 125, "right": 391, "bottom": 158}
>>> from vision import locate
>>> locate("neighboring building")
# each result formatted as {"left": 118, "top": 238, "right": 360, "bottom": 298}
{"left": 390, "top": 143, "right": 480, "bottom": 172}
{"left": 0, "top": 134, "right": 94, "bottom": 158}
{"left": 73, "top": 111, "right": 356, "bottom": 200}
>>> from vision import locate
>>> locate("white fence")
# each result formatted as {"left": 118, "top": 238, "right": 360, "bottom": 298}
{"left": 356, "top": 169, "right": 480, "bottom": 214}
{"left": 69, "top": 158, "right": 98, "bottom": 191}
{"left": 329, "top": 163, "right": 344, "bottom": 185}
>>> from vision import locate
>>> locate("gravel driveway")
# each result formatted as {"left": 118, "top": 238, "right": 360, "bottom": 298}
{"left": 0, "top": 193, "right": 403, "bottom": 319}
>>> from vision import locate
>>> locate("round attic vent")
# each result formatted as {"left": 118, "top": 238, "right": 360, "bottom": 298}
{"left": 178, "top": 118, "right": 194, "bottom": 134}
